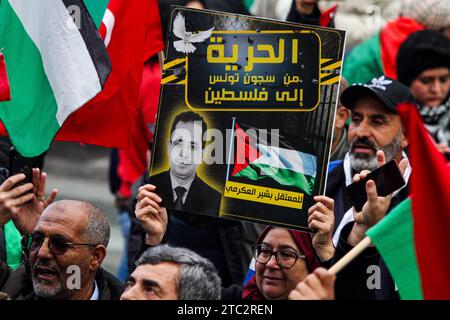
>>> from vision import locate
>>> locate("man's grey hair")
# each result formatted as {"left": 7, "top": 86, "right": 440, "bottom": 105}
{"left": 46, "top": 200, "right": 110, "bottom": 247}
{"left": 83, "top": 201, "right": 110, "bottom": 248}
{"left": 136, "top": 244, "right": 221, "bottom": 300}
{"left": 32, "top": 200, "right": 110, "bottom": 298}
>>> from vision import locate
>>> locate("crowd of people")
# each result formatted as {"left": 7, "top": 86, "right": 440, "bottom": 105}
{"left": 0, "top": 0, "right": 449, "bottom": 300}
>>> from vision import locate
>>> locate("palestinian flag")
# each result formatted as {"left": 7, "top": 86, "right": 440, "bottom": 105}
{"left": 343, "top": 17, "right": 424, "bottom": 85}
{"left": 366, "top": 198, "right": 422, "bottom": 299}
{"left": 0, "top": 52, "right": 10, "bottom": 102}
{"left": 0, "top": 0, "right": 164, "bottom": 154}
{"left": 37, "top": 0, "right": 162, "bottom": 152}
{"left": 0, "top": 0, "right": 111, "bottom": 157}
{"left": 231, "top": 123, "right": 317, "bottom": 195}
{"left": 366, "top": 102, "right": 450, "bottom": 299}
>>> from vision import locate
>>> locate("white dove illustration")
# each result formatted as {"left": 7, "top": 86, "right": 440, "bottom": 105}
{"left": 173, "top": 12, "right": 214, "bottom": 54}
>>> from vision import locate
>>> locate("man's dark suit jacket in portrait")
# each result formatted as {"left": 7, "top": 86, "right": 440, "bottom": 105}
{"left": 149, "top": 170, "right": 221, "bottom": 217}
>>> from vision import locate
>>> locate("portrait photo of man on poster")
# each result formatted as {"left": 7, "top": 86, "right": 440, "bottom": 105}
{"left": 149, "top": 110, "right": 221, "bottom": 217}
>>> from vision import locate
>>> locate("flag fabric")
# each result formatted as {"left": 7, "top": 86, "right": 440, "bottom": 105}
{"left": 54, "top": 0, "right": 164, "bottom": 150}
{"left": 231, "top": 123, "right": 317, "bottom": 195}
{"left": 366, "top": 102, "right": 450, "bottom": 299}
{"left": 117, "top": 58, "right": 161, "bottom": 197}
{"left": 366, "top": 198, "right": 423, "bottom": 300}
{"left": 0, "top": 0, "right": 111, "bottom": 156}
{"left": 343, "top": 17, "right": 424, "bottom": 84}
{"left": 83, "top": 0, "right": 110, "bottom": 28}
{"left": 4, "top": 220, "right": 22, "bottom": 270}
{"left": 0, "top": 52, "right": 11, "bottom": 102}
{"left": 0, "top": 0, "right": 164, "bottom": 153}
{"left": 397, "top": 102, "right": 450, "bottom": 299}
{"left": 243, "top": 257, "right": 256, "bottom": 286}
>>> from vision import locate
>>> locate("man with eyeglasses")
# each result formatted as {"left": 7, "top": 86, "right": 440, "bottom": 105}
{"left": 0, "top": 200, "right": 124, "bottom": 300}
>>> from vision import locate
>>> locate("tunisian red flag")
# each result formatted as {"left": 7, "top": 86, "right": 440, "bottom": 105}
{"left": 117, "top": 58, "right": 162, "bottom": 197}
{"left": 0, "top": 0, "right": 164, "bottom": 150}
{"left": 397, "top": 102, "right": 450, "bottom": 299}
{"left": 379, "top": 17, "right": 424, "bottom": 79}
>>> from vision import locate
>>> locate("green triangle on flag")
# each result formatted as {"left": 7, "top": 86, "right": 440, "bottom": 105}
{"left": 83, "top": 0, "right": 110, "bottom": 28}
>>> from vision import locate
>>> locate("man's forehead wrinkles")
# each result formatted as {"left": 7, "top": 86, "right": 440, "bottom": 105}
{"left": 35, "top": 222, "right": 73, "bottom": 239}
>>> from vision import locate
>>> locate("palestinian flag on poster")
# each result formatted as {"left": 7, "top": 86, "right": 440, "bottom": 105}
{"left": 343, "top": 17, "right": 424, "bottom": 84}
{"left": 231, "top": 123, "right": 317, "bottom": 195}
{"left": 0, "top": 52, "right": 10, "bottom": 102}
{"left": 0, "top": 0, "right": 111, "bottom": 157}
{"left": 366, "top": 102, "right": 450, "bottom": 300}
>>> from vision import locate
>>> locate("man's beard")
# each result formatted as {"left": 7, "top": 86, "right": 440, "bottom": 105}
{"left": 349, "top": 135, "right": 402, "bottom": 174}
{"left": 32, "top": 260, "right": 64, "bottom": 299}
{"left": 32, "top": 278, "right": 64, "bottom": 298}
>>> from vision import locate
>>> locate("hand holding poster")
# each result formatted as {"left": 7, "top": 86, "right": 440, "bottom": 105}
{"left": 150, "top": 7, "right": 345, "bottom": 231}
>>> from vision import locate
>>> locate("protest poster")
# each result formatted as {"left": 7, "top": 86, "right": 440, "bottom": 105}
{"left": 149, "top": 6, "right": 345, "bottom": 231}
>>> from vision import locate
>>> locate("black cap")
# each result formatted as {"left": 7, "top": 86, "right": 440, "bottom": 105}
{"left": 340, "top": 76, "right": 414, "bottom": 113}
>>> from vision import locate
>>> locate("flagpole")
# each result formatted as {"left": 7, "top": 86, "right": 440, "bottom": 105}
{"left": 226, "top": 117, "right": 237, "bottom": 181}
{"left": 328, "top": 237, "right": 372, "bottom": 275}
{"left": 157, "top": 50, "right": 165, "bottom": 71}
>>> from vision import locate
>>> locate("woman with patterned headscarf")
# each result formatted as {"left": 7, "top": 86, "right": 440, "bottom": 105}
{"left": 397, "top": 30, "right": 450, "bottom": 158}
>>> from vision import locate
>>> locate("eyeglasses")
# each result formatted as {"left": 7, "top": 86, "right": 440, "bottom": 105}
{"left": 253, "top": 244, "right": 305, "bottom": 269}
{"left": 23, "top": 233, "right": 99, "bottom": 256}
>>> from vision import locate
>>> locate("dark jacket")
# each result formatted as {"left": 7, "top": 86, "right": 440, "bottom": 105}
{"left": 0, "top": 265, "right": 124, "bottom": 300}
{"left": 0, "top": 228, "right": 6, "bottom": 266}
{"left": 128, "top": 173, "right": 264, "bottom": 287}
{"left": 0, "top": 167, "right": 10, "bottom": 265}
{"left": 286, "top": 1, "right": 321, "bottom": 26}
{"left": 326, "top": 161, "right": 409, "bottom": 300}
{"left": 149, "top": 170, "right": 221, "bottom": 218}
{"left": 0, "top": 261, "right": 11, "bottom": 290}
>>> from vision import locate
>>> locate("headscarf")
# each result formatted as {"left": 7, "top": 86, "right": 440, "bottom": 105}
{"left": 396, "top": 30, "right": 450, "bottom": 87}
{"left": 242, "top": 226, "right": 320, "bottom": 300}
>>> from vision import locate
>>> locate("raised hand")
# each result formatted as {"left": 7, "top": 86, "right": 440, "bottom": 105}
{"left": 12, "top": 168, "right": 58, "bottom": 235}
{"left": 0, "top": 169, "right": 58, "bottom": 234}
{"left": 135, "top": 184, "right": 168, "bottom": 246}
{"left": 32, "top": 168, "right": 58, "bottom": 209}
{"left": 289, "top": 267, "right": 336, "bottom": 300}
{"left": 348, "top": 150, "right": 409, "bottom": 246}
{"left": 0, "top": 174, "right": 34, "bottom": 228}
{"left": 308, "top": 195, "right": 335, "bottom": 261}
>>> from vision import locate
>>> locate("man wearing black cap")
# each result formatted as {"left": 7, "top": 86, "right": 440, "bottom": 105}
{"left": 326, "top": 76, "right": 414, "bottom": 299}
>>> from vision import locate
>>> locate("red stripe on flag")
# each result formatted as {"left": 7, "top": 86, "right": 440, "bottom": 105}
{"left": 0, "top": 53, "right": 11, "bottom": 102}
{"left": 379, "top": 17, "right": 424, "bottom": 79}
{"left": 117, "top": 59, "right": 161, "bottom": 197}
{"left": 397, "top": 102, "right": 450, "bottom": 299}
{"left": 232, "top": 123, "right": 261, "bottom": 176}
